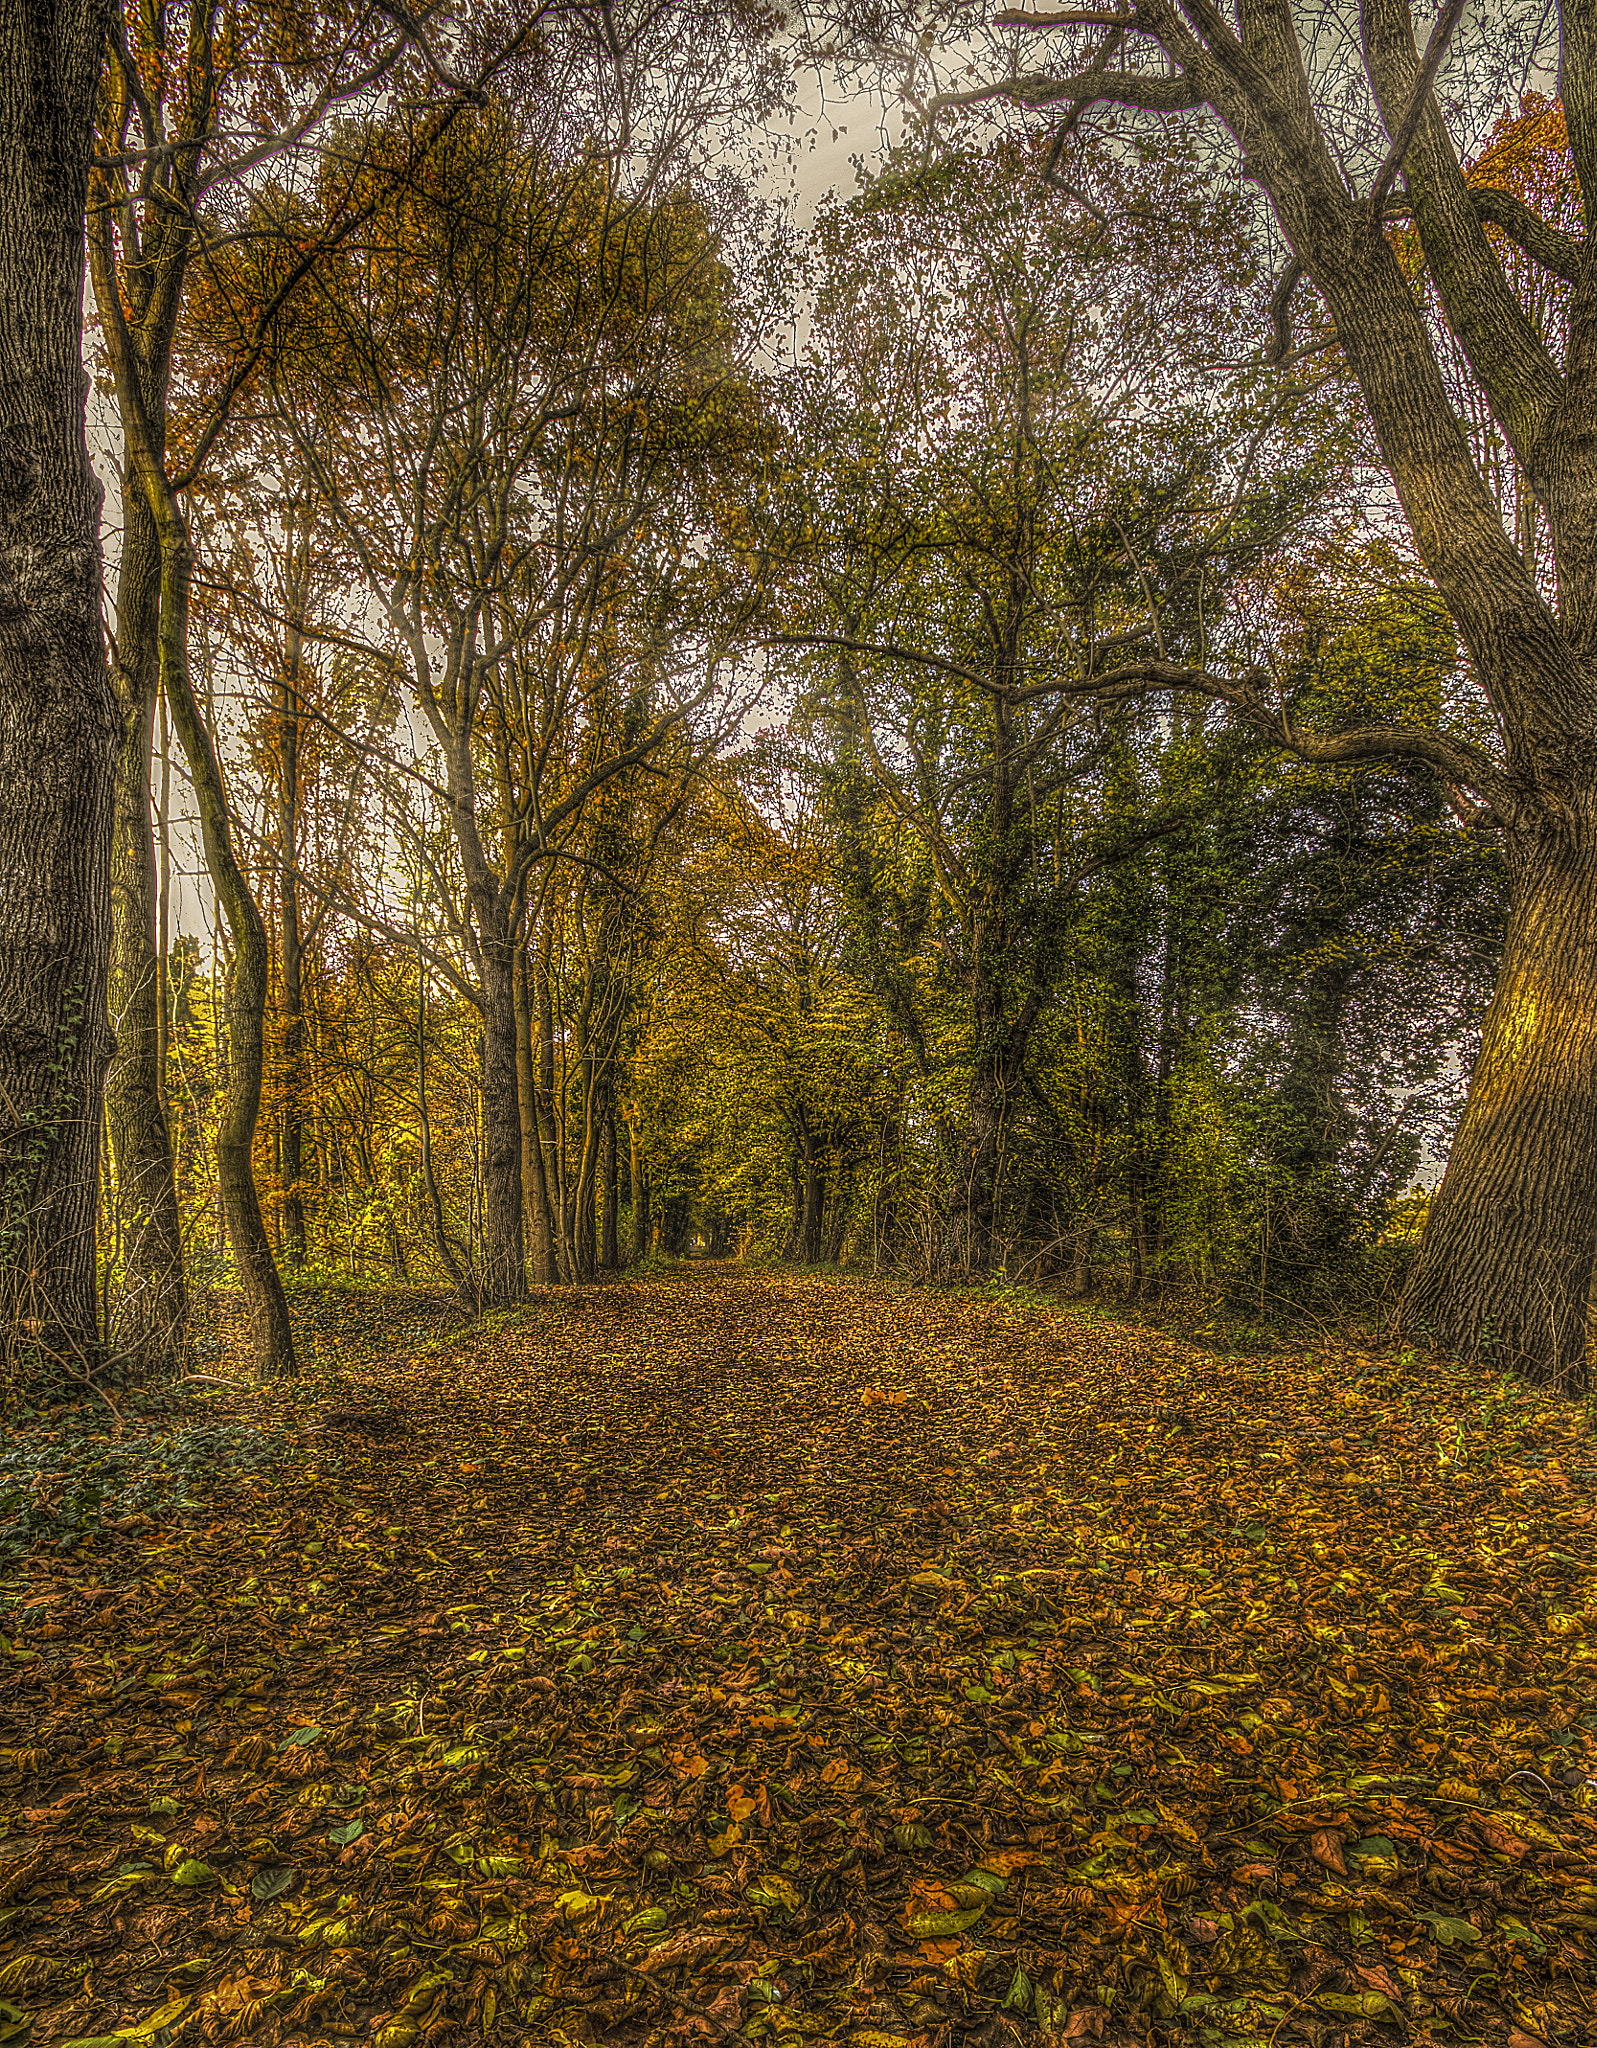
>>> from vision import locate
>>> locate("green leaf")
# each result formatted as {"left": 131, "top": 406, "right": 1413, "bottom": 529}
{"left": 1315, "top": 1990, "right": 1400, "bottom": 2020}
{"left": 251, "top": 1867, "right": 294, "bottom": 1902}
{"left": 747, "top": 1874, "right": 802, "bottom": 1915}
{"left": 1003, "top": 1965, "right": 1031, "bottom": 2012}
{"left": 1414, "top": 1909, "right": 1480, "bottom": 1945}
{"left": 907, "top": 1905, "right": 988, "bottom": 1939}
{"left": 1496, "top": 1915, "right": 1545, "bottom": 1955}
{"left": 279, "top": 1725, "right": 323, "bottom": 1749}
{"left": 960, "top": 1868, "right": 1008, "bottom": 1895}
{"left": 166, "top": 1860, "right": 217, "bottom": 1887}
{"left": 327, "top": 1819, "right": 364, "bottom": 1846}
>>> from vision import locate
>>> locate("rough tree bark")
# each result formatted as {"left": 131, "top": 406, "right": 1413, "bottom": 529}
{"left": 0, "top": 0, "right": 120, "bottom": 1353}
{"left": 103, "top": 477, "right": 185, "bottom": 1357}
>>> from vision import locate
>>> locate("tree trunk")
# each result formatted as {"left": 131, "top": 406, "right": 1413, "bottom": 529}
{"left": 156, "top": 511, "right": 297, "bottom": 1377}
{"left": 0, "top": 0, "right": 120, "bottom": 1354}
{"left": 104, "top": 478, "right": 185, "bottom": 1359}
{"left": 535, "top": 926, "right": 567, "bottom": 1281}
{"left": 1400, "top": 829, "right": 1597, "bottom": 1393}
{"left": 514, "top": 942, "right": 557, "bottom": 1285}
{"left": 571, "top": 1050, "right": 599, "bottom": 1283}
{"left": 630, "top": 1124, "right": 650, "bottom": 1263}
{"left": 416, "top": 957, "right": 466, "bottom": 1295}
{"left": 601, "top": 1089, "right": 618, "bottom": 1272}
{"left": 799, "top": 1120, "right": 825, "bottom": 1265}
{"left": 277, "top": 512, "right": 310, "bottom": 1269}
{"left": 474, "top": 905, "right": 525, "bottom": 1305}
{"left": 964, "top": 1056, "right": 1001, "bottom": 1275}
{"left": 825, "top": 1168, "right": 850, "bottom": 1264}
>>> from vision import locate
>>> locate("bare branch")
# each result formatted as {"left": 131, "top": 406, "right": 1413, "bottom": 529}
{"left": 1264, "top": 257, "right": 1305, "bottom": 365}
{"left": 1468, "top": 183, "right": 1584, "bottom": 284}
{"left": 1018, "top": 656, "right": 1509, "bottom": 804}
{"left": 764, "top": 630, "right": 988, "bottom": 691}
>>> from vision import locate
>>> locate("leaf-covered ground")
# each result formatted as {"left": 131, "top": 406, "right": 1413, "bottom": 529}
{"left": 2, "top": 1267, "right": 1595, "bottom": 2048}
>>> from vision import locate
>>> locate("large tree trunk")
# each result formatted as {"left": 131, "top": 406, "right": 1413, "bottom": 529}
{"left": 1400, "top": 829, "right": 1597, "bottom": 1393}
{"left": 0, "top": 0, "right": 120, "bottom": 1354}
{"left": 104, "top": 479, "right": 185, "bottom": 1358}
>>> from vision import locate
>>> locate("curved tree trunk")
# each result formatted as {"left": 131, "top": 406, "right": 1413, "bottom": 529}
{"left": 1400, "top": 828, "right": 1597, "bottom": 1393}
{"left": 155, "top": 511, "right": 297, "bottom": 1378}
{"left": 0, "top": 0, "right": 120, "bottom": 1355}
{"left": 104, "top": 481, "right": 185, "bottom": 1359}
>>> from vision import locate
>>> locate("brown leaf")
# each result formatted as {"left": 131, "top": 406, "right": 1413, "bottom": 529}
{"left": 1061, "top": 2010, "right": 1107, "bottom": 2040}
{"left": 1310, "top": 1830, "right": 1348, "bottom": 1876}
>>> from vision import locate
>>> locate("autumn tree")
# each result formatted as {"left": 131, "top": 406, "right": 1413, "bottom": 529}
{"left": 250, "top": 84, "right": 776, "bottom": 1304}
{"left": 86, "top": 0, "right": 486, "bottom": 1370}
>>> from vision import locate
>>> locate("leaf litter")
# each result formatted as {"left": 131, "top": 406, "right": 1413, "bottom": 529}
{"left": 0, "top": 1268, "right": 1594, "bottom": 2048}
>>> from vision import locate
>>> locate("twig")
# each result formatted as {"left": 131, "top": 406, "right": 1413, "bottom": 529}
{"left": 566, "top": 1932, "right": 759, "bottom": 2048}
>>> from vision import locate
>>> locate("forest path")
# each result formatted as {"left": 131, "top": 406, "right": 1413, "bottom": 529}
{"left": 2, "top": 1266, "right": 1595, "bottom": 2047}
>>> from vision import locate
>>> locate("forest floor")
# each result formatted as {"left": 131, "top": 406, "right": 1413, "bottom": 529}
{"left": 1, "top": 1267, "right": 1596, "bottom": 2048}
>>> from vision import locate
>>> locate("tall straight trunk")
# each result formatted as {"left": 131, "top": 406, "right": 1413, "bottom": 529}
{"left": 104, "top": 479, "right": 185, "bottom": 1357}
{"left": 629, "top": 1122, "right": 649, "bottom": 1264}
{"left": 1400, "top": 829, "right": 1597, "bottom": 1393}
{"left": 514, "top": 942, "right": 557, "bottom": 1284}
{"left": 783, "top": 1141, "right": 801, "bottom": 1261}
{"left": 484, "top": 947, "right": 524, "bottom": 1300}
{"left": 277, "top": 510, "right": 310, "bottom": 1268}
{"left": 416, "top": 958, "right": 466, "bottom": 1294}
{"left": 571, "top": 1050, "right": 600, "bottom": 1283}
{"left": 532, "top": 929, "right": 565, "bottom": 1277}
{"left": 155, "top": 689, "right": 171, "bottom": 1108}
{"left": 601, "top": 1089, "right": 619, "bottom": 1272}
{"left": 964, "top": 1057, "right": 1001, "bottom": 1275}
{"left": 0, "top": 0, "right": 120, "bottom": 1353}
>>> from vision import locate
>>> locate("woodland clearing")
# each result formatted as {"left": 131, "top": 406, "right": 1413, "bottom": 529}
{"left": 0, "top": 1268, "right": 1595, "bottom": 2048}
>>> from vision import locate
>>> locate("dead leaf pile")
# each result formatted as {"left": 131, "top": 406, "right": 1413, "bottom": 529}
{"left": 0, "top": 1269, "right": 1593, "bottom": 2048}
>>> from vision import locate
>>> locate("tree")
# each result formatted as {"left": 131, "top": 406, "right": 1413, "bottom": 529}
{"left": 860, "top": 0, "right": 1597, "bottom": 1390}
{"left": 0, "top": 0, "right": 120, "bottom": 1357}
{"left": 765, "top": 133, "right": 1335, "bottom": 1271}
{"left": 254, "top": 102, "right": 770, "bottom": 1303}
